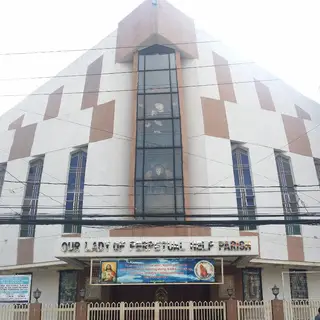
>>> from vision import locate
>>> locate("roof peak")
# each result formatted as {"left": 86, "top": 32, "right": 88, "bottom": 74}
{"left": 115, "top": 0, "right": 198, "bottom": 62}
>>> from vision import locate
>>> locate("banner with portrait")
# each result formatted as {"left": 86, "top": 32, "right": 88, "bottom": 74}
{"left": 99, "top": 258, "right": 215, "bottom": 285}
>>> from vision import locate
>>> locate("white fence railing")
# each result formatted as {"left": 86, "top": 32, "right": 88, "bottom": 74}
{"left": 41, "top": 303, "right": 76, "bottom": 320}
{"left": 0, "top": 303, "right": 29, "bottom": 320}
{"left": 2, "top": 299, "right": 319, "bottom": 320}
{"left": 87, "top": 301, "right": 226, "bottom": 320}
{"left": 284, "top": 299, "right": 320, "bottom": 320}
{"left": 237, "top": 300, "right": 272, "bottom": 320}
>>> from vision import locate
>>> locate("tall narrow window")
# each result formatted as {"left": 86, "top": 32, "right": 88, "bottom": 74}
{"left": 275, "top": 152, "right": 300, "bottom": 235}
{"left": 64, "top": 149, "right": 87, "bottom": 234}
{"left": 289, "top": 270, "right": 308, "bottom": 299}
{"left": 231, "top": 144, "right": 256, "bottom": 230}
{"left": 0, "top": 163, "right": 6, "bottom": 197}
{"left": 314, "top": 158, "right": 320, "bottom": 184}
{"left": 20, "top": 158, "right": 44, "bottom": 237}
{"left": 135, "top": 45, "right": 184, "bottom": 219}
{"left": 58, "top": 270, "right": 78, "bottom": 304}
{"left": 242, "top": 268, "right": 263, "bottom": 301}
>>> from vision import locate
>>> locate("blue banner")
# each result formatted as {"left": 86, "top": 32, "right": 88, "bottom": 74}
{"left": 0, "top": 275, "right": 32, "bottom": 303}
{"left": 99, "top": 258, "right": 215, "bottom": 284}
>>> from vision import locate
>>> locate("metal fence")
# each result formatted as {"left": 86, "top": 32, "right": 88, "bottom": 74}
{"left": 0, "top": 303, "right": 29, "bottom": 320}
{"left": 237, "top": 300, "right": 272, "bottom": 320}
{"left": 284, "top": 299, "right": 320, "bottom": 320}
{"left": 87, "top": 301, "right": 226, "bottom": 320}
{"left": 41, "top": 303, "right": 76, "bottom": 320}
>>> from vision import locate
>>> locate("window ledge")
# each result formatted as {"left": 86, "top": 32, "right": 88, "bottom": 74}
{"left": 61, "top": 233, "right": 81, "bottom": 237}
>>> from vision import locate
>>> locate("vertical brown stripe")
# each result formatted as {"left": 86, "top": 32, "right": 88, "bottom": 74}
{"left": 295, "top": 104, "right": 311, "bottom": 121}
{"left": 89, "top": 100, "right": 115, "bottom": 143}
{"left": 254, "top": 79, "right": 276, "bottom": 111}
{"left": 157, "top": 0, "right": 199, "bottom": 59}
{"left": 234, "top": 268, "right": 244, "bottom": 300}
{"left": 44, "top": 86, "right": 64, "bottom": 120}
{"left": 282, "top": 114, "right": 312, "bottom": 157}
{"left": 81, "top": 56, "right": 103, "bottom": 110}
{"left": 287, "top": 236, "right": 304, "bottom": 261}
{"left": 128, "top": 52, "right": 139, "bottom": 215}
{"left": 176, "top": 52, "right": 191, "bottom": 221}
{"left": 17, "top": 238, "right": 34, "bottom": 265}
{"left": 201, "top": 97, "right": 229, "bottom": 139}
{"left": 9, "top": 123, "right": 37, "bottom": 161}
{"left": 8, "top": 115, "right": 24, "bottom": 130}
{"left": 212, "top": 52, "right": 236, "bottom": 103}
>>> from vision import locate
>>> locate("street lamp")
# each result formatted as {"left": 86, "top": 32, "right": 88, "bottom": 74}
{"left": 271, "top": 285, "right": 280, "bottom": 300}
{"left": 33, "top": 288, "right": 42, "bottom": 303}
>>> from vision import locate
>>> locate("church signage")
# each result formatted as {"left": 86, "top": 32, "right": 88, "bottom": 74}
{"left": 99, "top": 258, "right": 216, "bottom": 285}
{"left": 55, "top": 237, "right": 259, "bottom": 258}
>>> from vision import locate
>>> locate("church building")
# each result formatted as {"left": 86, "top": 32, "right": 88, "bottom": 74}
{"left": 0, "top": 0, "right": 320, "bottom": 305}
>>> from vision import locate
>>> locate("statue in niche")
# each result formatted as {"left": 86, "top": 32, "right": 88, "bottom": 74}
{"left": 246, "top": 273, "right": 259, "bottom": 300}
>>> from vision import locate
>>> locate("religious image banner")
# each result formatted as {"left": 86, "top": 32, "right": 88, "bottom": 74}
{"left": 99, "top": 258, "right": 216, "bottom": 285}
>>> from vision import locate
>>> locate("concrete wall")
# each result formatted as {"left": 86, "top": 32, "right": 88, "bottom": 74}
{"left": 0, "top": 27, "right": 320, "bottom": 268}
{"left": 261, "top": 266, "right": 320, "bottom": 300}
{"left": 31, "top": 270, "right": 60, "bottom": 304}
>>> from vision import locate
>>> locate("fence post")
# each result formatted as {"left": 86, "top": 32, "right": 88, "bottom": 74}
{"left": 188, "top": 301, "right": 194, "bottom": 320}
{"left": 29, "top": 303, "right": 42, "bottom": 320}
{"left": 75, "top": 302, "right": 87, "bottom": 320}
{"left": 226, "top": 299, "right": 237, "bottom": 320}
{"left": 154, "top": 301, "right": 160, "bottom": 320}
{"left": 271, "top": 299, "right": 285, "bottom": 320}
{"left": 119, "top": 302, "right": 125, "bottom": 320}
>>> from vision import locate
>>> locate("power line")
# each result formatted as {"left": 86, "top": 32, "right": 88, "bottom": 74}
{"left": 1, "top": 204, "right": 320, "bottom": 211}
{"left": 0, "top": 39, "right": 222, "bottom": 56}
{"left": 3, "top": 179, "right": 320, "bottom": 189}
{"left": 198, "top": 124, "right": 320, "bottom": 206}
{"left": 4, "top": 170, "right": 64, "bottom": 207}
{"left": 0, "top": 79, "right": 280, "bottom": 98}
{"left": 0, "top": 61, "right": 255, "bottom": 82}
{"left": 0, "top": 217, "right": 318, "bottom": 227}
{"left": 1, "top": 212, "right": 320, "bottom": 219}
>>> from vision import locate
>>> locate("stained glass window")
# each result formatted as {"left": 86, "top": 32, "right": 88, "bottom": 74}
{"left": 20, "top": 159, "right": 44, "bottom": 237}
{"left": 242, "top": 268, "right": 263, "bottom": 301}
{"left": 275, "top": 152, "right": 300, "bottom": 235}
{"left": 232, "top": 145, "right": 256, "bottom": 230}
{"left": 59, "top": 271, "right": 78, "bottom": 304}
{"left": 134, "top": 45, "right": 184, "bottom": 219}
{"left": 314, "top": 159, "right": 320, "bottom": 184}
{"left": 0, "top": 163, "right": 6, "bottom": 197}
{"left": 289, "top": 270, "right": 308, "bottom": 299}
{"left": 64, "top": 149, "right": 87, "bottom": 234}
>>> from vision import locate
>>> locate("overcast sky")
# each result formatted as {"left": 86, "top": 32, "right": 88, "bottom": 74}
{"left": 0, "top": 0, "right": 319, "bottom": 117}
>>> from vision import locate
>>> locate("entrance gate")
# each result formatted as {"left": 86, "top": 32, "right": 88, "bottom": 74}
{"left": 87, "top": 301, "right": 226, "bottom": 320}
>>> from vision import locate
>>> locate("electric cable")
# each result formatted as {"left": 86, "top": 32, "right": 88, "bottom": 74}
{"left": 1, "top": 179, "right": 320, "bottom": 189}
{"left": 0, "top": 61, "right": 255, "bottom": 82}
{"left": 1, "top": 212, "right": 320, "bottom": 219}
{"left": 0, "top": 217, "right": 318, "bottom": 227}
{"left": 0, "top": 39, "right": 223, "bottom": 56}
{"left": 0, "top": 79, "right": 280, "bottom": 98}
